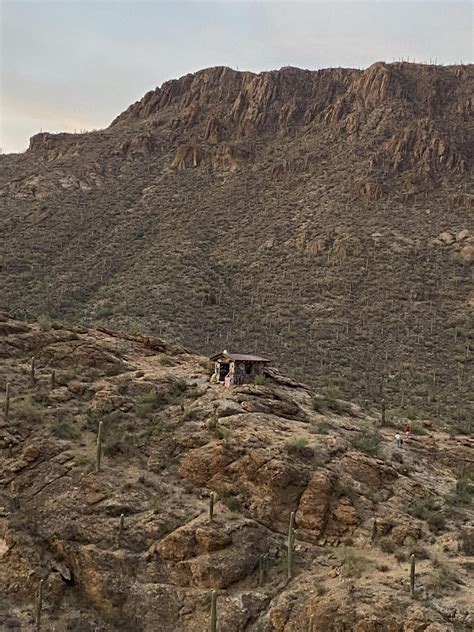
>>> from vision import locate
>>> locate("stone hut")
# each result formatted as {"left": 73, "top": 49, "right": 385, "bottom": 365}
{"left": 209, "top": 351, "right": 270, "bottom": 386}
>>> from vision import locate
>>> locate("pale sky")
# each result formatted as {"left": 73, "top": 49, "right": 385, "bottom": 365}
{"left": 1, "top": 1, "right": 472, "bottom": 153}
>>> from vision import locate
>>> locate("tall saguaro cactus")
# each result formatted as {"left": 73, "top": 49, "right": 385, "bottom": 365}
{"left": 51, "top": 370, "right": 56, "bottom": 389}
{"left": 209, "top": 590, "right": 217, "bottom": 632}
{"left": 35, "top": 579, "right": 44, "bottom": 631}
{"left": 117, "top": 513, "right": 125, "bottom": 548}
{"left": 209, "top": 492, "right": 215, "bottom": 522}
{"left": 4, "top": 382, "right": 10, "bottom": 423}
{"left": 287, "top": 511, "right": 296, "bottom": 580}
{"left": 258, "top": 553, "right": 268, "bottom": 587}
{"left": 30, "top": 357, "right": 36, "bottom": 385}
{"left": 410, "top": 554, "right": 416, "bottom": 597}
{"left": 381, "top": 399, "right": 386, "bottom": 424}
{"left": 308, "top": 614, "right": 315, "bottom": 632}
{"left": 96, "top": 420, "right": 104, "bottom": 473}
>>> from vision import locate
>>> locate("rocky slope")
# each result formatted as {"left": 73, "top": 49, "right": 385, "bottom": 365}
{"left": 0, "top": 314, "right": 473, "bottom": 630}
{"left": 0, "top": 63, "right": 473, "bottom": 424}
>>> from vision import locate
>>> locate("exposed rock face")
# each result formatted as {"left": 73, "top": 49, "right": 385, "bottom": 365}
{"left": 0, "top": 316, "right": 472, "bottom": 630}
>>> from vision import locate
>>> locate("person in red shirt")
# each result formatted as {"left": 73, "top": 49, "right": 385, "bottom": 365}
{"left": 404, "top": 423, "right": 412, "bottom": 437}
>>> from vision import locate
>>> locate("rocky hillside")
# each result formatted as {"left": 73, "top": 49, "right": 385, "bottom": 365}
{"left": 0, "top": 63, "right": 473, "bottom": 424}
{"left": 0, "top": 314, "right": 473, "bottom": 630}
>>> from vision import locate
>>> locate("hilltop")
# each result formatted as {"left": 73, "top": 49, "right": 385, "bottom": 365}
{"left": 0, "top": 314, "right": 473, "bottom": 630}
{"left": 0, "top": 62, "right": 473, "bottom": 424}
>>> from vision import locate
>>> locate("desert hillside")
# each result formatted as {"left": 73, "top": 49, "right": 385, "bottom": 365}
{"left": 0, "top": 314, "right": 472, "bottom": 630}
{"left": 0, "top": 62, "right": 473, "bottom": 423}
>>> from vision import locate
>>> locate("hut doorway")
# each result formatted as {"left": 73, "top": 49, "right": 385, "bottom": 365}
{"left": 219, "top": 363, "right": 230, "bottom": 381}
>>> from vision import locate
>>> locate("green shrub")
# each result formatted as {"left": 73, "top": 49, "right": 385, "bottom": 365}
{"left": 285, "top": 437, "right": 310, "bottom": 456}
{"left": 312, "top": 398, "right": 328, "bottom": 414}
{"left": 38, "top": 314, "right": 52, "bottom": 331}
{"left": 427, "top": 566, "right": 460, "bottom": 593}
{"left": 310, "top": 419, "right": 332, "bottom": 434}
{"left": 338, "top": 549, "right": 369, "bottom": 578}
{"left": 349, "top": 432, "right": 382, "bottom": 456}
{"left": 254, "top": 375, "right": 267, "bottom": 386}
{"left": 51, "top": 421, "right": 81, "bottom": 440}
{"left": 410, "top": 421, "right": 428, "bottom": 436}
{"left": 183, "top": 408, "right": 201, "bottom": 421}
{"left": 74, "top": 454, "right": 91, "bottom": 466}
{"left": 15, "top": 399, "right": 45, "bottom": 423}
{"left": 409, "top": 497, "right": 446, "bottom": 533}
{"left": 223, "top": 495, "right": 241, "bottom": 512}
{"left": 378, "top": 537, "right": 396, "bottom": 554}
{"left": 427, "top": 512, "right": 446, "bottom": 534}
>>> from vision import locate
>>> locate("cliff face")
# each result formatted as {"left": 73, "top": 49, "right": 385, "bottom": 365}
{"left": 0, "top": 315, "right": 473, "bottom": 630}
{"left": 0, "top": 63, "right": 473, "bottom": 425}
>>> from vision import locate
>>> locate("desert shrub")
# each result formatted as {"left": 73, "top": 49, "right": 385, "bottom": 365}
{"left": 427, "top": 566, "right": 460, "bottom": 593}
{"left": 310, "top": 419, "right": 332, "bottom": 434}
{"left": 349, "top": 431, "right": 382, "bottom": 456}
{"left": 74, "top": 454, "right": 91, "bottom": 466}
{"left": 135, "top": 380, "right": 187, "bottom": 416}
{"left": 409, "top": 496, "right": 437, "bottom": 519}
{"left": 185, "top": 387, "right": 201, "bottom": 399}
{"left": 334, "top": 479, "right": 356, "bottom": 500}
{"left": 103, "top": 430, "right": 136, "bottom": 457}
{"left": 458, "top": 528, "right": 474, "bottom": 555}
{"left": 183, "top": 408, "right": 201, "bottom": 421}
{"left": 51, "top": 421, "right": 81, "bottom": 440}
{"left": 409, "top": 497, "right": 446, "bottom": 533}
{"left": 32, "top": 389, "right": 51, "bottom": 405}
{"left": 214, "top": 426, "right": 232, "bottom": 442}
{"left": 378, "top": 537, "right": 396, "bottom": 554}
{"left": 254, "top": 375, "right": 267, "bottom": 386}
{"left": 410, "top": 421, "right": 428, "bottom": 436}
{"left": 38, "top": 314, "right": 52, "bottom": 331}
{"left": 147, "top": 495, "right": 160, "bottom": 512}
{"left": 15, "top": 399, "right": 45, "bottom": 423}
{"left": 395, "top": 551, "right": 407, "bottom": 563}
{"left": 159, "top": 356, "right": 175, "bottom": 367}
{"left": 427, "top": 512, "right": 446, "bottom": 534}
{"left": 410, "top": 546, "right": 430, "bottom": 560}
{"left": 391, "top": 451, "right": 404, "bottom": 463}
{"left": 446, "top": 472, "right": 474, "bottom": 506}
{"left": 312, "top": 398, "right": 328, "bottom": 414}
{"left": 338, "top": 549, "right": 369, "bottom": 578}
{"left": 56, "top": 369, "right": 77, "bottom": 386}
{"left": 285, "top": 437, "right": 310, "bottom": 456}
{"left": 449, "top": 418, "right": 471, "bottom": 436}
{"left": 223, "top": 495, "right": 241, "bottom": 512}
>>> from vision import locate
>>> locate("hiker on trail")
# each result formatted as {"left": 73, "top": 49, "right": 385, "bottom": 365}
{"left": 404, "top": 423, "right": 412, "bottom": 437}
{"left": 395, "top": 432, "right": 402, "bottom": 448}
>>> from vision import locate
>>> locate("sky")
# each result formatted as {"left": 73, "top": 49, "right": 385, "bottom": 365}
{"left": 1, "top": 0, "right": 472, "bottom": 153}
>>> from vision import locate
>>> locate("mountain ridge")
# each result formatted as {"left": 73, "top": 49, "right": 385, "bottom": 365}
{"left": 0, "top": 62, "right": 472, "bottom": 425}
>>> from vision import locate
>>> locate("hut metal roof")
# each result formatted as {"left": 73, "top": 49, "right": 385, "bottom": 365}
{"left": 209, "top": 352, "right": 270, "bottom": 363}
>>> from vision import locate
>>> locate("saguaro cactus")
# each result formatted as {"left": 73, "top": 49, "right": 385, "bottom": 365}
{"left": 35, "top": 579, "right": 44, "bottom": 631}
{"left": 51, "top": 370, "right": 56, "bottom": 389}
{"left": 410, "top": 554, "right": 416, "bottom": 597}
{"left": 381, "top": 399, "right": 386, "bottom": 424}
{"left": 30, "top": 357, "right": 36, "bottom": 385}
{"left": 258, "top": 553, "right": 268, "bottom": 587}
{"left": 96, "top": 420, "right": 104, "bottom": 473}
{"left": 209, "top": 590, "right": 217, "bottom": 632}
{"left": 4, "top": 382, "right": 10, "bottom": 423}
{"left": 209, "top": 492, "right": 215, "bottom": 522}
{"left": 117, "top": 513, "right": 125, "bottom": 548}
{"left": 287, "top": 511, "right": 296, "bottom": 580}
{"left": 308, "top": 614, "right": 315, "bottom": 632}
